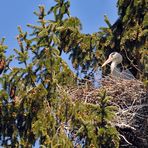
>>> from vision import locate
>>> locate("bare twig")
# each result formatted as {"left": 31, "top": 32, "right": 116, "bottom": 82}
{"left": 119, "top": 134, "right": 132, "bottom": 145}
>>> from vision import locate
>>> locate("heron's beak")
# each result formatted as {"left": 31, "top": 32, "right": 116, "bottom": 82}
{"left": 102, "top": 57, "right": 113, "bottom": 67}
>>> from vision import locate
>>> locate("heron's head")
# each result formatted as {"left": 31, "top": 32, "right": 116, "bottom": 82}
{"left": 102, "top": 52, "right": 123, "bottom": 67}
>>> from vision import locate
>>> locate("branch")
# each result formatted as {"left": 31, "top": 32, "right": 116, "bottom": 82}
{"left": 119, "top": 134, "right": 132, "bottom": 145}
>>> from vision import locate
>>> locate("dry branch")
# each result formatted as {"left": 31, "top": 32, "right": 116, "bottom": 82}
{"left": 59, "top": 76, "right": 148, "bottom": 146}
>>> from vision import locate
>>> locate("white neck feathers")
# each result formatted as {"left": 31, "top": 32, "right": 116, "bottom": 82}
{"left": 111, "top": 61, "right": 120, "bottom": 77}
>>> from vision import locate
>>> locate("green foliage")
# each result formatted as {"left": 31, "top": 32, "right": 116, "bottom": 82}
{"left": 0, "top": 1, "right": 75, "bottom": 147}
{"left": 115, "top": 0, "right": 147, "bottom": 81}
{"left": 0, "top": 0, "right": 147, "bottom": 147}
{"left": 69, "top": 90, "right": 119, "bottom": 147}
{"left": 58, "top": 0, "right": 147, "bottom": 81}
{"left": 104, "top": 15, "right": 112, "bottom": 28}
{"left": 48, "top": 0, "right": 70, "bottom": 22}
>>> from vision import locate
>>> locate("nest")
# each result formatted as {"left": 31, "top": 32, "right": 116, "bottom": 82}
{"left": 65, "top": 76, "right": 148, "bottom": 147}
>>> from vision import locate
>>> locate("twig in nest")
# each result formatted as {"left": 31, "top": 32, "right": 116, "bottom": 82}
{"left": 116, "top": 123, "right": 136, "bottom": 131}
{"left": 119, "top": 134, "right": 132, "bottom": 145}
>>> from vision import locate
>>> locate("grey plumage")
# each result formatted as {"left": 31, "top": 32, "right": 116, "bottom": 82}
{"left": 102, "top": 52, "right": 135, "bottom": 80}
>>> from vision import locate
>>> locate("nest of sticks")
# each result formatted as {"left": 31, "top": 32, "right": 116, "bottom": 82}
{"left": 66, "top": 76, "right": 148, "bottom": 147}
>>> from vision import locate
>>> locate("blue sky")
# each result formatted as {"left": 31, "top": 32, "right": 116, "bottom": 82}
{"left": 0, "top": 0, "right": 118, "bottom": 51}
{"left": 0, "top": 0, "right": 118, "bottom": 146}
{"left": 70, "top": 0, "right": 118, "bottom": 33}
{"left": 0, "top": 0, "right": 118, "bottom": 75}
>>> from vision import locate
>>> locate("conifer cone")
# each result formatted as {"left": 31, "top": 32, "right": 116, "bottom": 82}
{"left": 10, "top": 86, "right": 16, "bottom": 99}
{"left": 0, "top": 59, "right": 5, "bottom": 74}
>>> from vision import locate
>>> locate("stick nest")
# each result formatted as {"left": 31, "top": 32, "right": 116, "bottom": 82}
{"left": 65, "top": 76, "right": 148, "bottom": 146}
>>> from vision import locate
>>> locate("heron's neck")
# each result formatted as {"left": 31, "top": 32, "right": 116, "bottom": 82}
{"left": 111, "top": 61, "right": 120, "bottom": 76}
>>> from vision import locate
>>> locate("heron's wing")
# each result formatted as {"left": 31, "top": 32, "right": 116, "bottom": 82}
{"left": 121, "top": 69, "right": 135, "bottom": 80}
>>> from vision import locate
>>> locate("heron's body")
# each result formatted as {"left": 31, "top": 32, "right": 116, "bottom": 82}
{"left": 102, "top": 52, "right": 135, "bottom": 79}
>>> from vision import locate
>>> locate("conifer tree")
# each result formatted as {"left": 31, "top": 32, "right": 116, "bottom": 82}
{"left": 0, "top": 0, "right": 147, "bottom": 147}
{"left": 58, "top": 0, "right": 147, "bottom": 83}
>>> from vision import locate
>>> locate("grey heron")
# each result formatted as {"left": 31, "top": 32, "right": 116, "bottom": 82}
{"left": 102, "top": 52, "right": 135, "bottom": 79}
